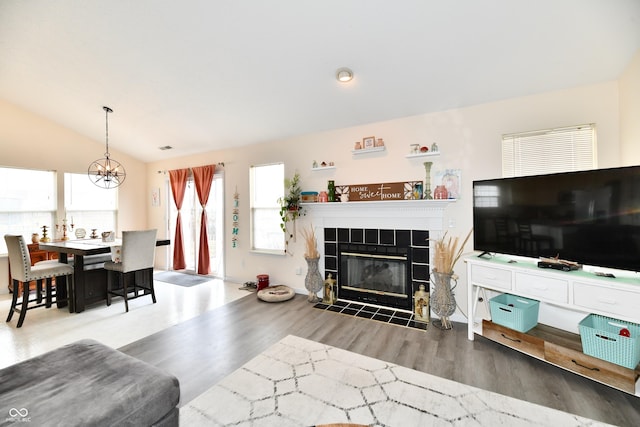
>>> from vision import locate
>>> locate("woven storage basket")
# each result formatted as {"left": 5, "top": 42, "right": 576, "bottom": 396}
{"left": 489, "top": 293, "right": 540, "bottom": 333}
{"left": 579, "top": 314, "right": 640, "bottom": 369}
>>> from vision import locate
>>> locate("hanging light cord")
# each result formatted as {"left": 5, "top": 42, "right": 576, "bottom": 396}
{"left": 104, "top": 106, "right": 113, "bottom": 157}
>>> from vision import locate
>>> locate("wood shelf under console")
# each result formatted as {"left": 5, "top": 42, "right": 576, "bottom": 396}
{"left": 466, "top": 255, "right": 640, "bottom": 396}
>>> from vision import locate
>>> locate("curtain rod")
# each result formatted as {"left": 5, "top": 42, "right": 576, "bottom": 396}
{"left": 157, "top": 162, "right": 224, "bottom": 174}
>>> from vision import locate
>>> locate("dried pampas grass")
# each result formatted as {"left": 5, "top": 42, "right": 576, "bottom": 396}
{"left": 301, "top": 225, "right": 319, "bottom": 259}
{"left": 432, "top": 229, "right": 473, "bottom": 273}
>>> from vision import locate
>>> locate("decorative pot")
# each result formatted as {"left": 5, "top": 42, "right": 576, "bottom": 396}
{"left": 304, "top": 257, "right": 323, "bottom": 303}
{"left": 431, "top": 270, "right": 457, "bottom": 330}
{"left": 31, "top": 233, "right": 39, "bottom": 244}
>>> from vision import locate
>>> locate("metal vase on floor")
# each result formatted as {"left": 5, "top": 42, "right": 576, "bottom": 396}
{"left": 430, "top": 270, "right": 457, "bottom": 329}
{"left": 304, "top": 257, "right": 323, "bottom": 303}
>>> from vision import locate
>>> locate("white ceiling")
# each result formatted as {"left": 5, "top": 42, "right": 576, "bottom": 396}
{"left": 1, "top": 1, "right": 639, "bottom": 162}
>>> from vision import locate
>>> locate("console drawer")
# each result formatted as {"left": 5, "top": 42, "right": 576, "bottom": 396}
{"left": 482, "top": 320, "right": 544, "bottom": 359}
{"left": 573, "top": 282, "right": 640, "bottom": 320}
{"left": 471, "top": 264, "right": 512, "bottom": 290}
{"left": 545, "top": 341, "right": 638, "bottom": 394}
{"left": 515, "top": 272, "right": 568, "bottom": 304}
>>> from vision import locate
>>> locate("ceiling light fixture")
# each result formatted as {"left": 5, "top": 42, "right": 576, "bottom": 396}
{"left": 88, "top": 106, "right": 126, "bottom": 189}
{"left": 336, "top": 67, "right": 354, "bottom": 82}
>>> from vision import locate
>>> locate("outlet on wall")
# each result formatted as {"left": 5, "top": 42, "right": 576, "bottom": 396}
{"left": 295, "top": 267, "right": 302, "bottom": 275}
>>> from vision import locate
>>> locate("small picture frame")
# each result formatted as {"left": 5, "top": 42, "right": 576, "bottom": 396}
{"left": 362, "top": 136, "right": 376, "bottom": 149}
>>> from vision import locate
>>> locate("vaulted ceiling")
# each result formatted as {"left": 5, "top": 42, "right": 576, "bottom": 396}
{"left": 1, "top": 1, "right": 639, "bottom": 162}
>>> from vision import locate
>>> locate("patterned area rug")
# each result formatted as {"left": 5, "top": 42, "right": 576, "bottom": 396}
{"left": 180, "top": 335, "right": 610, "bottom": 426}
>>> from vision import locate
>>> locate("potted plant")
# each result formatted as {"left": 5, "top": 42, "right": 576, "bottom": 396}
{"left": 278, "top": 171, "right": 303, "bottom": 233}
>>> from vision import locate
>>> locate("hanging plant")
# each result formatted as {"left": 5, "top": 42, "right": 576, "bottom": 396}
{"left": 277, "top": 172, "right": 304, "bottom": 253}
{"left": 278, "top": 171, "right": 303, "bottom": 231}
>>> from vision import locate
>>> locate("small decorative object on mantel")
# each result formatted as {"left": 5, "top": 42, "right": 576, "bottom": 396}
{"left": 423, "top": 162, "right": 433, "bottom": 199}
{"left": 434, "top": 185, "right": 448, "bottom": 200}
{"left": 90, "top": 228, "right": 99, "bottom": 239}
{"left": 430, "top": 229, "right": 473, "bottom": 330}
{"left": 301, "top": 225, "right": 323, "bottom": 303}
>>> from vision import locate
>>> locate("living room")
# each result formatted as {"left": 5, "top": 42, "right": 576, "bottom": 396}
{"left": 1, "top": 2, "right": 640, "bottom": 426}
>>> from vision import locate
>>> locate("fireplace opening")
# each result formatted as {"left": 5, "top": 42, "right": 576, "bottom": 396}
{"left": 338, "top": 243, "right": 412, "bottom": 311}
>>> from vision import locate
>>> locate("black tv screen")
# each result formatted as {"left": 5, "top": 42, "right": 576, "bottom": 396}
{"left": 472, "top": 165, "right": 640, "bottom": 272}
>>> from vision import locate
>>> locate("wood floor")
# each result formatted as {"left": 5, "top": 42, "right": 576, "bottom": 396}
{"left": 118, "top": 293, "right": 640, "bottom": 426}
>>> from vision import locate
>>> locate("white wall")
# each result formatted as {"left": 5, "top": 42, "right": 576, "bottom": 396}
{"left": 619, "top": 49, "right": 640, "bottom": 164}
{"left": 147, "top": 80, "right": 621, "bottom": 318}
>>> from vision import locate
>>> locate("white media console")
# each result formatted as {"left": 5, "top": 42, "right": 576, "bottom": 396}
{"left": 466, "top": 254, "right": 640, "bottom": 395}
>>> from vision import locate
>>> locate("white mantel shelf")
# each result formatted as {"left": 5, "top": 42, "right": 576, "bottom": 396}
{"left": 301, "top": 199, "right": 455, "bottom": 231}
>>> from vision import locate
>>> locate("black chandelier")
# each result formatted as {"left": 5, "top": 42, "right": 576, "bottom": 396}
{"left": 88, "top": 106, "right": 126, "bottom": 188}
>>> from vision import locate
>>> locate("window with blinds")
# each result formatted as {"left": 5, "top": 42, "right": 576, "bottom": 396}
{"left": 502, "top": 124, "right": 596, "bottom": 177}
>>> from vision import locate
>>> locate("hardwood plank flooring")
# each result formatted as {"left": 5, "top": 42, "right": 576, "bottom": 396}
{"left": 118, "top": 294, "right": 640, "bottom": 426}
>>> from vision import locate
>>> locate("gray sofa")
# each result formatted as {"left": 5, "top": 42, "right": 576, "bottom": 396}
{"left": 0, "top": 339, "right": 179, "bottom": 426}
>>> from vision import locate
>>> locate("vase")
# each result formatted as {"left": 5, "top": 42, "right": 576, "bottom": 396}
{"left": 423, "top": 162, "right": 433, "bottom": 199}
{"left": 430, "top": 270, "right": 457, "bottom": 329}
{"left": 304, "top": 257, "right": 323, "bottom": 303}
{"left": 434, "top": 185, "right": 448, "bottom": 200}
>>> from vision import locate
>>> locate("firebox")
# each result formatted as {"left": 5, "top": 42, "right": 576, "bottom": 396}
{"left": 338, "top": 243, "right": 412, "bottom": 311}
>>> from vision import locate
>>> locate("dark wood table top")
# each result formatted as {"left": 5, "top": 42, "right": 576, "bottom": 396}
{"left": 39, "top": 238, "right": 170, "bottom": 256}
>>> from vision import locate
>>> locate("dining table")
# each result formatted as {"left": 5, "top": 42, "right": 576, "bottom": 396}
{"left": 39, "top": 238, "right": 170, "bottom": 313}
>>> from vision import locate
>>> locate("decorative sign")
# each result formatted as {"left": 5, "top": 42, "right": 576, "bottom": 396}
{"left": 342, "top": 181, "right": 411, "bottom": 202}
{"left": 231, "top": 188, "right": 239, "bottom": 248}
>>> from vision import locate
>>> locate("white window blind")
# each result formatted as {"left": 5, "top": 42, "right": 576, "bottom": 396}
{"left": 502, "top": 124, "right": 596, "bottom": 177}
{"left": 250, "top": 163, "right": 285, "bottom": 252}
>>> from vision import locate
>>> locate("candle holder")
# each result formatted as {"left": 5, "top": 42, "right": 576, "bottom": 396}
{"left": 56, "top": 218, "right": 74, "bottom": 241}
{"left": 423, "top": 161, "right": 433, "bottom": 200}
{"left": 40, "top": 225, "right": 51, "bottom": 242}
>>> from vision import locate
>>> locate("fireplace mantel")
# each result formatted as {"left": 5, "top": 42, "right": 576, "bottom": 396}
{"left": 301, "top": 199, "right": 454, "bottom": 231}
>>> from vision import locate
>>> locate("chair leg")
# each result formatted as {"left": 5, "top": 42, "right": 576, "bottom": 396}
{"left": 17, "top": 279, "right": 30, "bottom": 328}
{"left": 6, "top": 280, "right": 20, "bottom": 322}
{"left": 149, "top": 268, "right": 157, "bottom": 304}
{"left": 36, "top": 279, "right": 43, "bottom": 304}
{"left": 45, "top": 278, "right": 53, "bottom": 308}
{"left": 121, "top": 273, "right": 129, "bottom": 312}
{"left": 106, "top": 270, "right": 113, "bottom": 306}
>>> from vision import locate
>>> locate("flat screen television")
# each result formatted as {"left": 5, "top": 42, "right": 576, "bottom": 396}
{"left": 472, "top": 165, "right": 640, "bottom": 272}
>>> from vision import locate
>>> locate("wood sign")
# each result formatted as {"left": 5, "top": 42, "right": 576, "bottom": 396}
{"left": 342, "top": 182, "right": 408, "bottom": 202}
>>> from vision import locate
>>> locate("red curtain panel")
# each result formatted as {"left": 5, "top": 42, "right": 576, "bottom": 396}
{"left": 192, "top": 165, "right": 216, "bottom": 275}
{"left": 168, "top": 168, "right": 188, "bottom": 270}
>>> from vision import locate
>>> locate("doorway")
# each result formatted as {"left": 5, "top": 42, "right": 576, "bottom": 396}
{"left": 168, "top": 172, "right": 224, "bottom": 277}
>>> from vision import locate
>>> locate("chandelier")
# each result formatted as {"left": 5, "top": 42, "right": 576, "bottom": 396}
{"left": 88, "top": 106, "right": 126, "bottom": 188}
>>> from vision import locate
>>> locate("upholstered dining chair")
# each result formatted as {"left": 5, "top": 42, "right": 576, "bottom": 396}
{"left": 104, "top": 229, "right": 158, "bottom": 312}
{"left": 4, "top": 234, "right": 74, "bottom": 328}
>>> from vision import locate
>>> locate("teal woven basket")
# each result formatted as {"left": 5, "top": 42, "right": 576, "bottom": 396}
{"left": 489, "top": 294, "right": 540, "bottom": 333}
{"left": 579, "top": 314, "right": 640, "bottom": 369}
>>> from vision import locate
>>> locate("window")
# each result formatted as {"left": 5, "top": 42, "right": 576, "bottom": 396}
{"left": 250, "top": 163, "right": 284, "bottom": 252}
{"left": 64, "top": 173, "right": 117, "bottom": 234}
{"left": 502, "top": 124, "right": 596, "bottom": 177}
{"left": 0, "top": 167, "right": 56, "bottom": 253}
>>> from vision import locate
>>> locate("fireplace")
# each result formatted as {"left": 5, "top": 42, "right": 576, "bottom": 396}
{"left": 338, "top": 243, "right": 411, "bottom": 310}
{"left": 324, "top": 227, "right": 430, "bottom": 312}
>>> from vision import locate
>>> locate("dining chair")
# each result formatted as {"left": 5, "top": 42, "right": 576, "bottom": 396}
{"left": 4, "top": 235, "right": 74, "bottom": 328}
{"left": 104, "top": 229, "right": 158, "bottom": 312}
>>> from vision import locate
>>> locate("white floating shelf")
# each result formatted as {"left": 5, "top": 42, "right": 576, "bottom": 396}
{"left": 405, "top": 151, "right": 440, "bottom": 158}
{"left": 352, "top": 146, "right": 386, "bottom": 155}
{"left": 311, "top": 166, "right": 336, "bottom": 171}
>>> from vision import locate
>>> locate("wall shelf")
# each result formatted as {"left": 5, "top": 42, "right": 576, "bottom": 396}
{"left": 405, "top": 151, "right": 440, "bottom": 159}
{"left": 352, "top": 146, "right": 385, "bottom": 155}
{"left": 311, "top": 166, "right": 336, "bottom": 171}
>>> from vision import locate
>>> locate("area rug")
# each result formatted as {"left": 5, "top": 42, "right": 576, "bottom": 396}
{"left": 154, "top": 271, "right": 211, "bottom": 287}
{"left": 180, "top": 335, "right": 610, "bottom": 426}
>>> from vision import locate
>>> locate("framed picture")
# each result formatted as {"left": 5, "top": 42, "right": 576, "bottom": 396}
{"left": 362, "top": 136, "right": 376, "bottom": 149}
